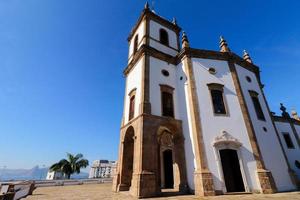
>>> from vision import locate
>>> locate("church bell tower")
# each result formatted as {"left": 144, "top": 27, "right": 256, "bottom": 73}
{"left": 112, "top": 3, "right": 188, "bottom": 198}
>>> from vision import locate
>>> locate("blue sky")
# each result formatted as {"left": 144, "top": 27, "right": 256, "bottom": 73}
{"left": 0, "top": 0, "right": 299, "bottom": 169}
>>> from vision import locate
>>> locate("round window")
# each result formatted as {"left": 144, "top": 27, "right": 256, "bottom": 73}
{"left": 246, "top": 76, "right": 252, "bottom": 82}
{"left": 263, "top": 127, "right": 267, "bottom": 132}
{"left": 161, "top": 69, "right": 169, "bottom": 77}
{"left": 208, "top": 67, "right": 216, "bottom": 74}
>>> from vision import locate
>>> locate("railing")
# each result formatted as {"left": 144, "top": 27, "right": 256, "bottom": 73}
{"left": 1, "top": 178, "right": 112, "bottom": 188}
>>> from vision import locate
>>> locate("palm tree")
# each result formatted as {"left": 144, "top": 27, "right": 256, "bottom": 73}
{"left": 50, "top": 153, "right": 89, "bottom": 179}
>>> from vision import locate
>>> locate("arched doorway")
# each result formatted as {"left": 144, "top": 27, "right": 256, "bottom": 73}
{"left": 219, "top": 149, "right": 245, "bottom": 192}
{"left": 159, "top": 131, "right": 175, "bottom": 189}
{"left": 163, "top": 149, "right": 174, "bottom": 188}
{"left": 213, "top": 131, "right": 248, "bottom": 193}
{"left": 120, "top": 126, "right": 135, "bottom": 191}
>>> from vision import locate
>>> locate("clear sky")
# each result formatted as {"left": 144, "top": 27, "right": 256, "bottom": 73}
{"left": 0, "top": 0, "right": 299, "bottom": 169}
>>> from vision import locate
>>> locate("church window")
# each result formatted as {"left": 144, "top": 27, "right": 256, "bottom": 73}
{"left": 246, "top": 76, "right": 252, "bottom": 83}
{"left": 160, "top": 84, "right": 174, "bottom": 118}
{"left": 207, "top": 83, "right": 227, "bottom": 115}
{"left": 129, "top": 96, "right": 135, "bottom": 120}
{"left": 133, "top": 35, "right": 139, "bottom": 54}
{"left": 283, "top": 132, "right": 295, "bottom": 149}
{"left": 161, "top": 69, "right": 169, "bottom": 77}
{"left": 128, "top": 88, "right": 136, "bottom": 121}
{"left": 249, "top": 91, "right": 265, "bottom": 121}
{"left": 208, "top": 67, "right": 217, "bottom": 74}
{"left": 159, "top": 29, "right": 169, "bottom": 46}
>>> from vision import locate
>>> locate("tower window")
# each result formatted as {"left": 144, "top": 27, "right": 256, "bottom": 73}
{"left": 133, "top": 35, "right": 138, "bottom": 54}
{"left": 128, "top": 88, "right": 136, "bottom": 121}
{"left": 207, "top": 83, "right": 227, "bottom": 115}
{"left": 128, "top": 95, "right": 135, "bottom": 120}
{"left": 160, "top": 84, "right": 174, "bottom": 118}
{"left": 283, "top": 132, "right": 295, "bottom": 149}
{"left": 249, "top": 91, "right": 265, "bottom": 121}
{"left": 159, "top": 29, "right": 169, "bottom": 46}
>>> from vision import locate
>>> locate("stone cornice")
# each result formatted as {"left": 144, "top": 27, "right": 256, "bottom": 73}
{"left": 178, "top": 47, "right": 260, "bottom": 76}
{"left": 127, "top": 9, "right": 181, "bottom": 42}
{"left": 123, "top": 44, "right": 177, "bottom": 76}
{"left": 272, "top": 115, "right": 300, "bottom": 126}
{"left": 124, "top": 45, "right": 263, "bottom": 85}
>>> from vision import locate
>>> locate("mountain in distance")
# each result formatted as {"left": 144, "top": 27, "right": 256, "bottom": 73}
{"left": 0, "top": 166, "right": 88, "bottom": 181}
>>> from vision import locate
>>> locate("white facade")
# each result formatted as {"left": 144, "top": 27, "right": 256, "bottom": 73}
{"left": 274, "top": 120, "right": 300, "bottom": 180}
{"left": 120, "top": 7, "right": 299, "bottom": 195}
{"left": 46, "top": 171, "right": 64, "bottom": 180}
{"left": 89, "top": 160, "right": 116, "bottom": 178}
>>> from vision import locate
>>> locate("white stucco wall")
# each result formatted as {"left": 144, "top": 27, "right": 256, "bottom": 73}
{"left": 295, "top": 124, "right": 300, "bottom": 142}
{"left": 191, "top": 58, "right": 259, "bottom": 192}
{"left": 149, "top": 56, "right": 179, "bottom": 117}
{"left": 128, "top": 21, "right": 146, "bottom": 63}
{"left": 235, "top": 64, "right": 295, "bottom": 191}
{"left": 149, "top": 20, "right": 178, "bottom": 56}
{"left": 176, "top": 62, "right": 196, "bottom": 190}
{"left": 123, "top": 57, "right": 143, "bottom": 123}
{"left": 275, "top": 121, "right": 300, "bottom": 179}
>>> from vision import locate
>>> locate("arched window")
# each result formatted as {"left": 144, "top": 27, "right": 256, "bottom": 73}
{"left": 133, "top": 35, "right": 138, "bottom": 54}
{"left": 128, "top": 95, "right": 135, "bottom": 120}
{"left": 159, "top": 29, "right": 169, "bottom": 46}
{"left": 128, "top": 88, "right": 136, "bottom": 121}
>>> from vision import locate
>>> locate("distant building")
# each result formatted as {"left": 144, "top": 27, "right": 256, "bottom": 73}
{"left": 46, "top": 170, "right": 64, "bottom": 180}
{"left": 89, "top": 160, "right": 116, "bottom": 178}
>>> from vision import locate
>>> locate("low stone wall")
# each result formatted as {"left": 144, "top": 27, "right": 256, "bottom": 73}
{"left": 1, "top": 178, "right": 112, "bottom": 188}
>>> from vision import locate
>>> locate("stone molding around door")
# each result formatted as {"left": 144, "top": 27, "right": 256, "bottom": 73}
{"left": 212, "top": 130, "right": 250, "bottom": 194}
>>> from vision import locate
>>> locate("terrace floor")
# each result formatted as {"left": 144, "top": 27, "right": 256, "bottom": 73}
{"left": 26, "top": 183, "right": 300, "bottom": 200}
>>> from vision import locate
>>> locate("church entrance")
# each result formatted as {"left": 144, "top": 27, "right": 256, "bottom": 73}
{"left": 163, "top": 149, "right": 174, "bottom": 189}
{"left": 220, "top": 149, "right": 245, "bottom": 193}
{"left": 120, "top": 126, "right": 134, "bottom": 191}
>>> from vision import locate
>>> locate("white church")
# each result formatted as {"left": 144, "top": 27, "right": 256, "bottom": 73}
{"left": 112, "top": 3, "right": 300, "bottom": 198}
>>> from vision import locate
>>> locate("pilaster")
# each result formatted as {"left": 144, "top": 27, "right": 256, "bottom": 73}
{"left": 228, "top": 60, "right": 277, "bottom": 193}
{"left": 182, "top": 53, "right": 215, "bottom": 196}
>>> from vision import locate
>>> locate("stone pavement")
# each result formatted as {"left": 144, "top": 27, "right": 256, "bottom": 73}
{"left": 25, "top": 183, "right": 300, "bottom": 200}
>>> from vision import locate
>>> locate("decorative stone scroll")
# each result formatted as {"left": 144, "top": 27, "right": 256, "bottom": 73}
{"left": 160, "top": 132, "right": 173, "bottom": 147}
{"left": 213, "top": 130, "right": 242, "bottom": 148}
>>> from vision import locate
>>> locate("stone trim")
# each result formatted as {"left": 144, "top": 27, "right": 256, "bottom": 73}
{"left": 124, "top": 46, "right": 263, "bottom": 84}
{"left": 206, "top": 83, "right": 224, "bottom": 91}
{"left": 182, "top": 55, "right": 215, "bottom": 196}
{"left": 227, "top": 61, "right": 277, "bottom": 193}
{"left": 273, "top": 116, "right": 300, "bottom": 126}
{"left": 159, "top": 84, "right": 175, "bottom": 93}
{"left": 178, "top": 48, "right": 261, "bottom": 83}
{"left": 139, "top": 17, "right": 151, "bottom": 115}
{"left": 249, "top": 90, "right": 259, "bottom": 97}
{"left": 128, "top": 88, "right": 137, "bottom": 97}
{"left": 124, "top": 45, "right": 177, "bottom": 76}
